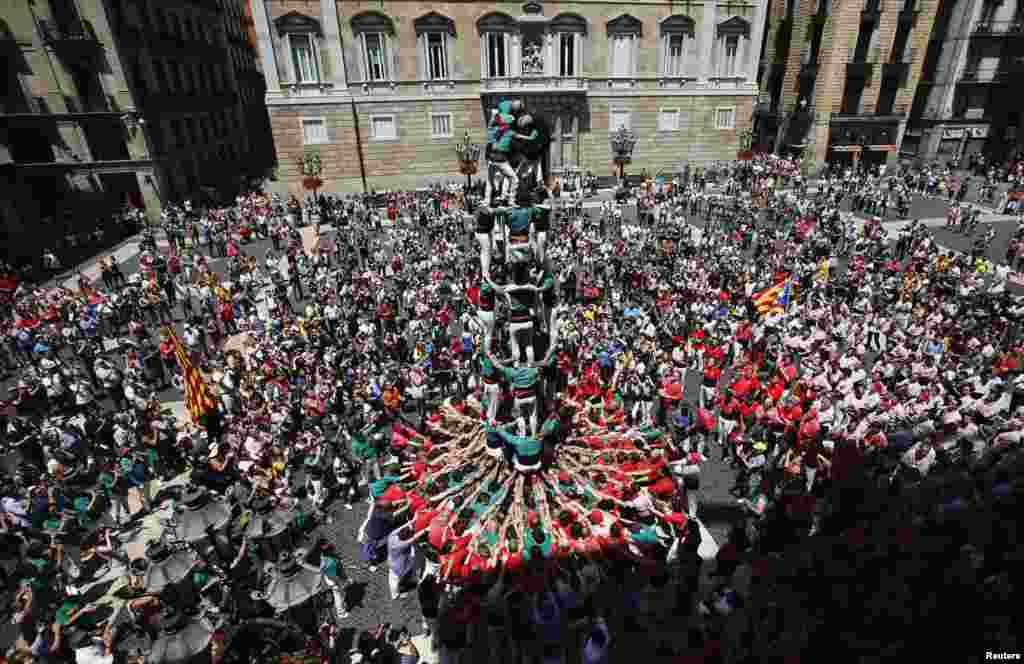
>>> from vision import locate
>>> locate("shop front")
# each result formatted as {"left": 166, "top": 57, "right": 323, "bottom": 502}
{"left": 826, "top": 119, "right": 900, "bottom": 170}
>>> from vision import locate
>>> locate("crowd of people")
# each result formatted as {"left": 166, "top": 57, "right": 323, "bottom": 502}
{"left": 0, "top": 151, "right": 1022, "bottom": 664}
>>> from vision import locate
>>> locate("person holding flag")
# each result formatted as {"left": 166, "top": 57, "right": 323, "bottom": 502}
{"left": 165, "top": 327, "right": 221, "bottom": 442}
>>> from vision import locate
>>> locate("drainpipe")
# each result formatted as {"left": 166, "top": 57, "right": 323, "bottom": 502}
{"left": 350, "top": 98, "right": 368, "bottom": 193}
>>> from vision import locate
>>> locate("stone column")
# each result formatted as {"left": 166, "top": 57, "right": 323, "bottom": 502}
{"left": 553, "top": 115, "right": 562, "bottom": 171}
{"left": 320, "top": 0, "right": 349, "bottom": 89}
{"left": 510, "top": 33, "right": 521, "bottom": 79}
{"left": 545, "top": 31, "right": 555, "bottom": 77}
{"left": 251, "top": 0, "right": 281, "bottom": 91}
{"left": 747, "top": 1, "right": 766, "bottom": 82}
{"left": 700, "top": 5, "right": 717, "bottom": 80}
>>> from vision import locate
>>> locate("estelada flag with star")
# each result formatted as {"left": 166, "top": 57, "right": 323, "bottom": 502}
{"left": 164, "top": 328, "right": 217, "bottom": 422}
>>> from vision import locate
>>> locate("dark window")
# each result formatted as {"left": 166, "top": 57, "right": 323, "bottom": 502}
{"left": 841, "top": 79, "right": 866, "bottom": 114}
{"left": 876, "top": 82, "right": 899, "bottom": 115}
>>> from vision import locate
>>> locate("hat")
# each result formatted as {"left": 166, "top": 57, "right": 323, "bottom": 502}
{"left": 588, "top": 510, "right": 604, "bottom": 525}
{"left": 752, "top": 442, "right": 767, "bottom": 452}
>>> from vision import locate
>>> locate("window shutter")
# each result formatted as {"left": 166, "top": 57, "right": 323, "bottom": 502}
{"left": 390, "top": 35, "right": 399, "bottom": 81}
{"left": 656, "top": 34, "right": 665, "bottom": 76}
{"left": 351, "top": 36, "right": 366, "bottom": 82}
{"left": 480, "top": 34, "right": 487, "bottom": 78}
{"left": 606, "top": 36, "right": 614, "bottom": 77}
{"left": 284, "top": 34, "right": 297, "bottom": 83}
{"left": 448, "top": 33, "right": 460, "bottom": 79}
{"left": 320, "top": 42, "right": 332, "bottom": 81}
{"left": 416, "top": 34, "right": 427, "bottom": 80}
{"left": 631, "top": 34, "right": 639, "bottom": 76}
{"left": 738, "top": 35, "right": 748, "bottom": 76}
{"left": 687, "top": 35, "right": 698, "bottom": 75}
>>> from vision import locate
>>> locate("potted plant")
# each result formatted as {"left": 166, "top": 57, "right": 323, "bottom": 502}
{"left": 300, "top": 151, "right": 323, "bottom": 193}
{"left": 737, "top": 129, "right": 754, "bottom": 160}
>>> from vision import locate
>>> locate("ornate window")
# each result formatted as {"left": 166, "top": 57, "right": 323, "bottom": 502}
{"left": 351, "top": 11, "right": 396, "bottom": 82}
{"left": 274, "top": 12, "right": 323, "bottom": 85}
{"left": 551, "top": 13, "right": 587, "bottom": 78}
{"left": 607, "top": 14, "right": 642, "bottom": 78}
{"left": 478, "top": 12, "right": 516, "bottom": 79}
{"left": 716, "top": 17, "right": 750, "bottom": 78}
{"left": 660, "top": 15, "right": 695, "bottom": 77}
{"left": 415, "top": 12, "right": 455, "bottom": 81}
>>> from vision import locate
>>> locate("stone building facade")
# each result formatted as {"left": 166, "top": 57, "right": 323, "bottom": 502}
{"left": 754, "top": 0, "right": 938, "bottom": 169}
{"left": 0, "top": 0, "right": 271, "bottom": 264}
{"left": 903, "top": 0, "right": 1024, "bottom": 163}
{"left": 253, "top": 0, "right": 769, "bottom": 194}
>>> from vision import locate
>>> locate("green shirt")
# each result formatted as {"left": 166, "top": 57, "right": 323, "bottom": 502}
{"left": 322, "top": 555, "right": 339, "bottom": 579}
{"left": 541, "top": 416, "right": 560, "bottom": 438}
{"left": 98, "top": 472, "right": 116, "bottom": 497}
{"left": 498, "top": 431, "right": 542, "bottom": 459}
{"left": 632, "top": 526, "right": 660, "bottom": 546}
{"left": 522, "top": 529, "right": 552, "bottom": 560}
{"left": 499, "top": 366, "right": 539, "bottom": 391}
{"left": 506, "top": 207, "right": 537, "bottom": 234}
{"left": 351, "top": 433, "right": 379, "bottom": 460}
{"left": 370, "top": 475, "right": 402, "bottom": 498}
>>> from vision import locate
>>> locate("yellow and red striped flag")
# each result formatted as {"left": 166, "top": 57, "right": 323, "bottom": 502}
{"left": 166, "top": 328, "right": 217, "bottom": 422}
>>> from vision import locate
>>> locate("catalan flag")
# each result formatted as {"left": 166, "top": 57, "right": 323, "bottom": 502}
{"left": 166, "top": 328, "right": 218, "bottom": 422}
{"left": 753, "top": 279, "right": 791, "bottom": 316}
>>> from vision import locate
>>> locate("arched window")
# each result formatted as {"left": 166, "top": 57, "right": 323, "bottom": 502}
{"left": 274, "top": 11, "right": 323, "bottom": 85}
{"left": 606, "top": 14, "right": 642, "bottom": 78}
{"left": 477, "top": 12, "right": 516, "bottom": 79}
{"left": 659, "top": 15, "right": 695, "bottom": 77}
{"left": 550, "top": 13, "right": 587, "bottom": 77}
{"left": 351, "top": 11, "right": 396, "bottom": 82}
{"left": 715, "top": 16, "right": 751, "bottom": 78}
{"left": 414, "top": 12, "right": 455, "bottom": 81}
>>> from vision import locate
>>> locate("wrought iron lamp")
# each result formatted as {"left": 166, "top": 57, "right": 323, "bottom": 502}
{"left": 147, "top": 607, "right": 215, "bottom": 663}
{"left": 142, "top": 540, "right": 196, "bottom": 594}
{"left": 245, "top": 495, "right": 294, "bottom": 561}
{"left": 610, "top": 126, "right": 638, "bottom": 180}
{"left": 261, "top": 551, "right": 324, "bottom": 612}
{"left": 172, "top": 485, "right": 231, "bottom": 543}
{"left": 455, "top": 130, "right": 481, "bottom": 189}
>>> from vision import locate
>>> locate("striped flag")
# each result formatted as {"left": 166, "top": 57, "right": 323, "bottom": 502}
{"left": 752, "top": 279, "right": 791, "bottom": 316}
{"left": 167, "top": 328, "right": 217, "bottom": 422}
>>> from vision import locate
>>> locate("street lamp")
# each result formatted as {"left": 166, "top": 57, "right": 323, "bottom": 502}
{"left": 610, "top": 125, "right": 638, "bottom": 181}
{"left": 455, "top": 130, "right": 481, "bottom": 192}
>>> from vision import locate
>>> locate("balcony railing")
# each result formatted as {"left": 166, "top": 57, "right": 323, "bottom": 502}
{"left": 972, "top": 20, "right": 1024, "bottom": 36}
{"left": 38, "top": 18, "right": 100, "bottom": 46}
{"left": 960, "top": 66, "right": 1009, "bottom": 83}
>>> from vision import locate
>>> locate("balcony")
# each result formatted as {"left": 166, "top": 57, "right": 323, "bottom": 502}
{"left": 959, "top": 66, "right": 1009, "bottom": 84}
{"left": 830, "top": 111, "right": 904, "bottom": 123}
{"left": 846, "top": 62, "right": 876, "bottom": 79}
{"left": 971, "top": 20, "right": 1024, "bottom": 38}
{"left": 138, "top": 92, "right": 238, "bottom": 113}
{"left": 882, "top": 61, "right": 911, "bottom": 80}
{"left": 862, "top": 0, "right": 882, "bottom": 21}
{"left": 899, "top": 0, "right": 920, "bottom": 23}
{"left": 38, "top": 18, "right": 102, "bottom": 55}
{"left": 480, "top": 76, "right": 589, "bottom": 94}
